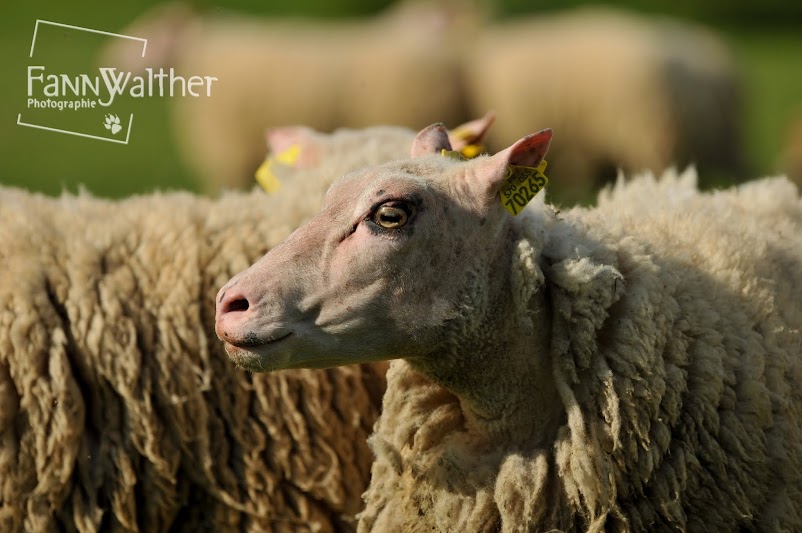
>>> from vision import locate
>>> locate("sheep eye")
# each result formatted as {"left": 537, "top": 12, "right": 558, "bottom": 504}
{"left": 372, "top": 202, "right": 413, "bottom": 229}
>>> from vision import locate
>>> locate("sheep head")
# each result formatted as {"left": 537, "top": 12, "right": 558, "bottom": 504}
{"left": 215, "top": 123, "right": 552, "bottom": 372}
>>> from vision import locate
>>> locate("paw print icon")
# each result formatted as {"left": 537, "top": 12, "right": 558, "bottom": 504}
{"left": 103, "top": 114, "right": 122, "bottom": 135}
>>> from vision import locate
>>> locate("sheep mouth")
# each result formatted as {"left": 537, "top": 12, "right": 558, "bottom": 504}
{"left": 223, "top": 332, "right": 294, "bottom": 372}
{"left": 227, "top": 331, "right": 292, "bottom": 350}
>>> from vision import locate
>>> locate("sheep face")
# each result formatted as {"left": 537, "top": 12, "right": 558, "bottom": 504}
{"left": 215, "top": 124, "right": 552, "bottom": 372}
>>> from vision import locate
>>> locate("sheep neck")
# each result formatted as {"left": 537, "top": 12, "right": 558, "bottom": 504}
{"left": 409, "top": 234, "right": 560, "bottom": 448}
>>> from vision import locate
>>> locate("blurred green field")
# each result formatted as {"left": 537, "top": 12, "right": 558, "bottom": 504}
{"left": 1, "top": 0, "right": 800, "bottom": 198}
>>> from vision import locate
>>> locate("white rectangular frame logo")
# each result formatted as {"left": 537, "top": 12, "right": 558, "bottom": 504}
{"left": 17, "top": 19, "right": 148, "bottom": 145}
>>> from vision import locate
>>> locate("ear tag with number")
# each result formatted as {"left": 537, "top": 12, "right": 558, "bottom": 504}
{"left": 499, "top": 160, "right": 549, "bottom": 216}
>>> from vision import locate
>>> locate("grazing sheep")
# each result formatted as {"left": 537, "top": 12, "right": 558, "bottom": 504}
{"left": 216, "top": 124, "right": 802, "bottom": 531}
{"left": 465, "top": 7, "right": 743, "bottom": 203}
{"left": 101, "top": 1, "right": 471, "bottom": 193}
{"left": 0, "top": 119, "right": 487, "bottom": 531}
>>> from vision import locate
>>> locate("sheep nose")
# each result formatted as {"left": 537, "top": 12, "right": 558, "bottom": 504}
{"left": 215, "top": 285, "right": 253, "bottom": 341}
{"left": 219, "top": 292, "right": 250, "bottom": 315}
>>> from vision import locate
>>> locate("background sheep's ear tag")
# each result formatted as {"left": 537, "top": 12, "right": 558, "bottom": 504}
{"left": 255, "top": 160, "right": 281, "bottom": 194}
{"left": 499, "top": 160, "right": 549, "bottom": 216}
{"left": 274, "top": 144, "right": 301, "bottom": 166}
{"left": 460, "top": 143, "right": 484, "bottom": 159}
{"left": 255, "top": 144, "right": 301, "bottom": 194}
{"left": 449, "top": 125, "right": 485, "bottom": 159}
{"left": 441, "top": 148, "right": 466, "bottom": 161}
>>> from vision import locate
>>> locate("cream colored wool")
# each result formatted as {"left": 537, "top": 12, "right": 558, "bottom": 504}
{"left": 358, "top": 170, "right": 802, "bottom": 531}
{"left": 266, "top": 125, "right": 426, "bottom": 205}
{"left": 0, "top": 186, "right": 389, "bottom": 532}
{"left": 264, "top": 117, "right": 494, "bottom": 207}
{"left": 1, "top": 121, "right": 444, "bottom": 530}
{"left": 0, "top": 188, "right": 384, "bottom": 532}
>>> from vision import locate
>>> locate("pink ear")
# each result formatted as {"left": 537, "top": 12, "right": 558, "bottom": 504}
{"left": 448, "top": 111, "right": 495, "bottom": 150}
{"left": 264, "top": 126, "right": 312, "bottom": 153}
{"left": 505, "top": 128, "right": 552, "bottom": 167}
{"left": 469, "top": 128, "right": 553, "bottom": 202}
{"left": 411, "top": 123, "right": 452, "bottom": 157}
{"left": 264, "top": 126, "right": 319, "bottom": 168}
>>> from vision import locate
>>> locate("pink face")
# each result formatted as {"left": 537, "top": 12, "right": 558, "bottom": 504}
{"left": 215, "top": 125, "right": 552, "bottom": 372}
{"left": 214, "top": 158, "right": 465, "bottom": 371}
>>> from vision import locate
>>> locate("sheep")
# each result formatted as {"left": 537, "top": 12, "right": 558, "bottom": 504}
{"left": 0, "top": 118, "right": 494, "bottom": 531}
{"left": 101, "top": 1, "right": 472, "bottom": 193}
{"left": 0, "top": 185, "right": 389, "bottom": 532}
{"left": 215, "top": 124, "right": 802, "bottom": 532}
{"left": 257, "top": 112, "right": 495, "bottom": 198}
{"left": 464, "top": 7, "right": 743, "bottom": 204}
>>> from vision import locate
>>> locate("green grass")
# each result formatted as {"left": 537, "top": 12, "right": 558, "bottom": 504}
{"left": 724, "top": 29, "right": 802, "bottom": 177}
{"left": 1, "top": 1, "right": 800, "bottom": 198}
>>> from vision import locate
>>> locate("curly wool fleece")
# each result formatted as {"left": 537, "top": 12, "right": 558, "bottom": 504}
{"left": 358, "top": 170, "right": 802, "bottom": 532}
{"left": 0, "top": 186, "right": 386, "bottom": 532}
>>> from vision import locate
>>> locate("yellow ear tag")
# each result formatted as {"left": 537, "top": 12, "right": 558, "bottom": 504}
{"left": 441, "top": 148, "right": 467, "bottom": 161}
{"left": 255, "top": 160, "right": 281, "bottom": 194}
{"left": 448, "top": 126, "right": 485, "bottom": 159}
{"left": 274, "top": 144, "right": 301, "bottom": 165}
{"left": 255, "top": 144, "right": 302, "bottom": 194}
{"left": 499, "top": 159, "right": 549, "bottom": 216}
{"left": 460, "top": 143, "right": 484, "bottom": 159}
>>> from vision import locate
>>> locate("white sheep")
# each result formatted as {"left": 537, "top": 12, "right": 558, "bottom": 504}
{"left": 216, "top": 124, "right": 802, "bottom": 531}
{"left": 465, "top": 7, "right": 743, "bottom": 204}
{"left": 0, "top": 186, "right": 387, "bottom": 532}
{"left": 101, "top": 1, "right": 472, "bottom": 193}
{"left": 0, "top": 120, "right": 491, "bottom": 531}
{"left": 257, "top": 112, "right": 495, "bottom": 199}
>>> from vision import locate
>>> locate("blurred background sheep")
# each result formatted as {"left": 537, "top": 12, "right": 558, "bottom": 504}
{"left": 5, "top": 1, "right": 801, "bottom": 202}
{"left": 99, "top": 1, "right": 475, "bottom": 193}
{"left": 99, "top": 3, "right": 743, "bottom": 201}
{"left": 465, "top": 7, "right": 744, "bottom": 203}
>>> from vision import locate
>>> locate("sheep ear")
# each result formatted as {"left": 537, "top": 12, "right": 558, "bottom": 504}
{"left": 448, "top": 111, "right": 495, "bottom": 151}
{"left": 264, "top": 126, "right": 319, "bottom": 168}
{"left": 470, "top": 128, "right": 553, "bottom": 201}
{"left": 411, "top": 123, "right": 452, "bottom": 157}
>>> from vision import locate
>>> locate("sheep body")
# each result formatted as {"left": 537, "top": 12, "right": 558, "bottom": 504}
{"left": 215, "top": 121, "right": 802, "bottom": 532}
{"left": 0, "top": 120, "right": 448, "bottom": 531}
{"left": 0, "top": 186, "right": 388, "bottom": 532}
{"left": 358, "top": 169, "right": 802, "bottom": 531}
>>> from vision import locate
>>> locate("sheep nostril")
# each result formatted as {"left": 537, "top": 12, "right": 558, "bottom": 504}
{"left": 224, "top": 297, "right": 249, "bottom": 314}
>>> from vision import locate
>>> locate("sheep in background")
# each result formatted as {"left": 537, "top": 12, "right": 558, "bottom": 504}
{"left": 101, "top": 1, "right": 474, "bottom": 193}
{"left": 257, "top": 111, "right": 495, "bottom": 198}
{"left": 0, "top": 119, "right": 494, "bottom": 531}
{"left": 465, "top": 7, "right": 743, "bottom": 204}
{"left": 216, "top": 124, "right": 802, "bottom": 531}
